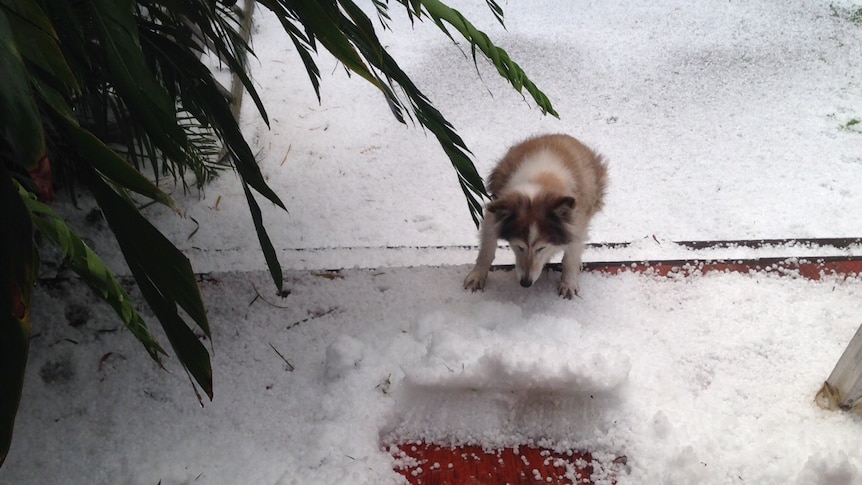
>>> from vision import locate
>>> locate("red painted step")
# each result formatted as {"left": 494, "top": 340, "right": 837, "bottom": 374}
{"left": 391, "top": 443, "right": 614, "bottom": 485}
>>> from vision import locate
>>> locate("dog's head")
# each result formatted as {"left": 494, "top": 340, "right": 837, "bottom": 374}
{"left": 487, "top": 192, "right": 576, "bottom": 288}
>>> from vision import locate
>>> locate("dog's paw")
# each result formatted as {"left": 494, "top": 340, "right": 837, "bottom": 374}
{"left": 463, "top": 270, "right": 487, "bottom": 292}
{"left": 558, "top": 280, "right": 579, "bottom": 299}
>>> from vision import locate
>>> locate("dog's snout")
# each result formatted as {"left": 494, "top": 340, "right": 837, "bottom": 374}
{"left": 520, "top": 278, "right": 533, "bottom": 288}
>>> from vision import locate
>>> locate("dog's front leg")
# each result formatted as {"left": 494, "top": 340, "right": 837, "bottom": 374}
{"left": 464, "top": 213, "right": 498, "bottom": 291}
{"left": 558, "top": 240, "right": 585, "bottom": 299}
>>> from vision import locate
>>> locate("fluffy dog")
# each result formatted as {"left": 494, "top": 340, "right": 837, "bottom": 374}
{"left": 463, "top": 134, "right": 608, "bottom": 298}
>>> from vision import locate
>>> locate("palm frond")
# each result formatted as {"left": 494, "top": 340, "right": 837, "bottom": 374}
{"left": 0, "top": 169, "right": 36, "bottom": 467}
{"left": 0, "top": 7, "right": 47, "bottom": 170}
{"left": 88, "top": 170, "right": 212, "bottom": 401}
{"left": 254, "top": 0, "right": 558, "bottom": 225}
{"left": 0, "top": 0, "right": 557, "bottom": 465}
{"left": 16, "top": 180, "right": 166, "bottom": 362}
{"left": 416, "top": 0, "right": 557, "bottom": 117}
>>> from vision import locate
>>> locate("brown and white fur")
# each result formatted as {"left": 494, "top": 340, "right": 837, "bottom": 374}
{"left": 463, "top": 134, "right": 608, "bottom": 298}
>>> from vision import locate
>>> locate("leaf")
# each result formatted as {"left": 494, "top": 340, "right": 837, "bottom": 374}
{"left": 70, "top": 120, "right": 178, "bottom": 208}
{"left": 0, "top": 309, "right": 28, "bottom": 468}
{"left": 417, "top": 0, "right": 558, "bottom": 117}
{"left": 340, "top": 0, "right": 559, "bottom": 224}
{"left": 484, "top": 0, "right": 506, "bottom": 28}
{"left": 0, "top": 0, "right": 79, "bottom": 91}
{"left": 178, "top": 1, "right": 270, "bottom": 127}
{"left": 31, "top": 79, "right": 176, "bottom": 209}
{"left": 303, "top": 0, "right": 555, "bottom": 225}
{"left": 132, "top": 259, "right": 213, "bottom": 402}
{"left": 16, "top": 181, "right": 166, "bottom": 362}
{"left": 255, "top": 1, "right": 322, "bottom": 99}
{"left": 331, "top": 4, "right": 489, "bottom": 224}
{"left": 242, "top": 181, "right": 283, "bottom": 293}
{"left": 136, "top": 27, "right": 284, "bottom": 211}
{"left": 88, "top": 0, "right": 189, "bottom": 164}
{"left": 0, "top": 9, "right": 46, "bottom": 170}
{"left": 88, "top": 172, "right": 212, "bottom": 400}
{"left": 158, "top": 3, "right": 290, "bottom": 290}
{"left": 284, "top": 1, "right": 382, "bottom": 89}
{"left": 0, "top": 169, "right": 35, "bottom": 467}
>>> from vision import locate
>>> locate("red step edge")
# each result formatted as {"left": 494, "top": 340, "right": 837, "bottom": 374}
{"left": 582, "top": 255, "right": 862, "bottom": 280}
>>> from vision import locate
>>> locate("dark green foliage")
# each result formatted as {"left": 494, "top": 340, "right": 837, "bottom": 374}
{"left": 0, "top": 0, "right": 556, "bottom": 465}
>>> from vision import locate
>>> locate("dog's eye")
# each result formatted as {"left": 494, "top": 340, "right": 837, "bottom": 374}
{"left": 513, "top": 244, "right": 525, "bottom": 252}
{"left": 536, "top": 246, "right": 546, "bottom": 253}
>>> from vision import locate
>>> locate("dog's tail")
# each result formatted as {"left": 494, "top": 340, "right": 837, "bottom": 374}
{"left": 589, "top": 153, "right": 609, "bottom": 216}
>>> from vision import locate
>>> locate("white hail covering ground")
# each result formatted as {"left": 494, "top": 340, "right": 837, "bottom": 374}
{"left": 3, "top": 1, "right": 862, "bottom": 484}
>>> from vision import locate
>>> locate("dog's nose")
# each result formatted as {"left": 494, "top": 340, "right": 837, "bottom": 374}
{"left": 520, "top": 278, "right": 533, "bottom": 288}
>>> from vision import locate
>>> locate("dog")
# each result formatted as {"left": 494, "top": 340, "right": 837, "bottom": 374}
{"left": 463, "top": 134, "right": 608, "bottom": 299}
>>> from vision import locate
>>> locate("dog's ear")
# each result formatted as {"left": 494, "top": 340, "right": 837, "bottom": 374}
{"left": 551, "top": 196, "right": 576, "bottom": 219}
{"left": 487, "top": 198, "right": 516, "bottom": 221}
{"left": 485, "top": 196, "right": 521, "bottom": 222}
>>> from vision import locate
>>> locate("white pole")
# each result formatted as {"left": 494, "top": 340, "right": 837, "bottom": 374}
{"left": 816, "top": 323, "right": 862, "bottom": 415}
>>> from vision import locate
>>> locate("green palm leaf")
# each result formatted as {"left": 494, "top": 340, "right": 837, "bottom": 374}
{"left": 1, "top": 0, "right": 79, "bottom": 91}
{"left": 255, "top": 0, "right": 558, "bottom": 225}
{"left": 1, "top": 0, "right": 557, "bottom": 465}
{"left": 418, "top": 0, "right": 558, "bottom": 117}
{"left": 0, "top": 8, "right": 45, "bottom": 170}
{"left": 89, "top": 173, "right": 212, "bottom": 400}
{"left": 16, "top": 181, "right": 166, "bottom": 362}
{"left": 0, "top": 169, "right": 36, "bottom": 467}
